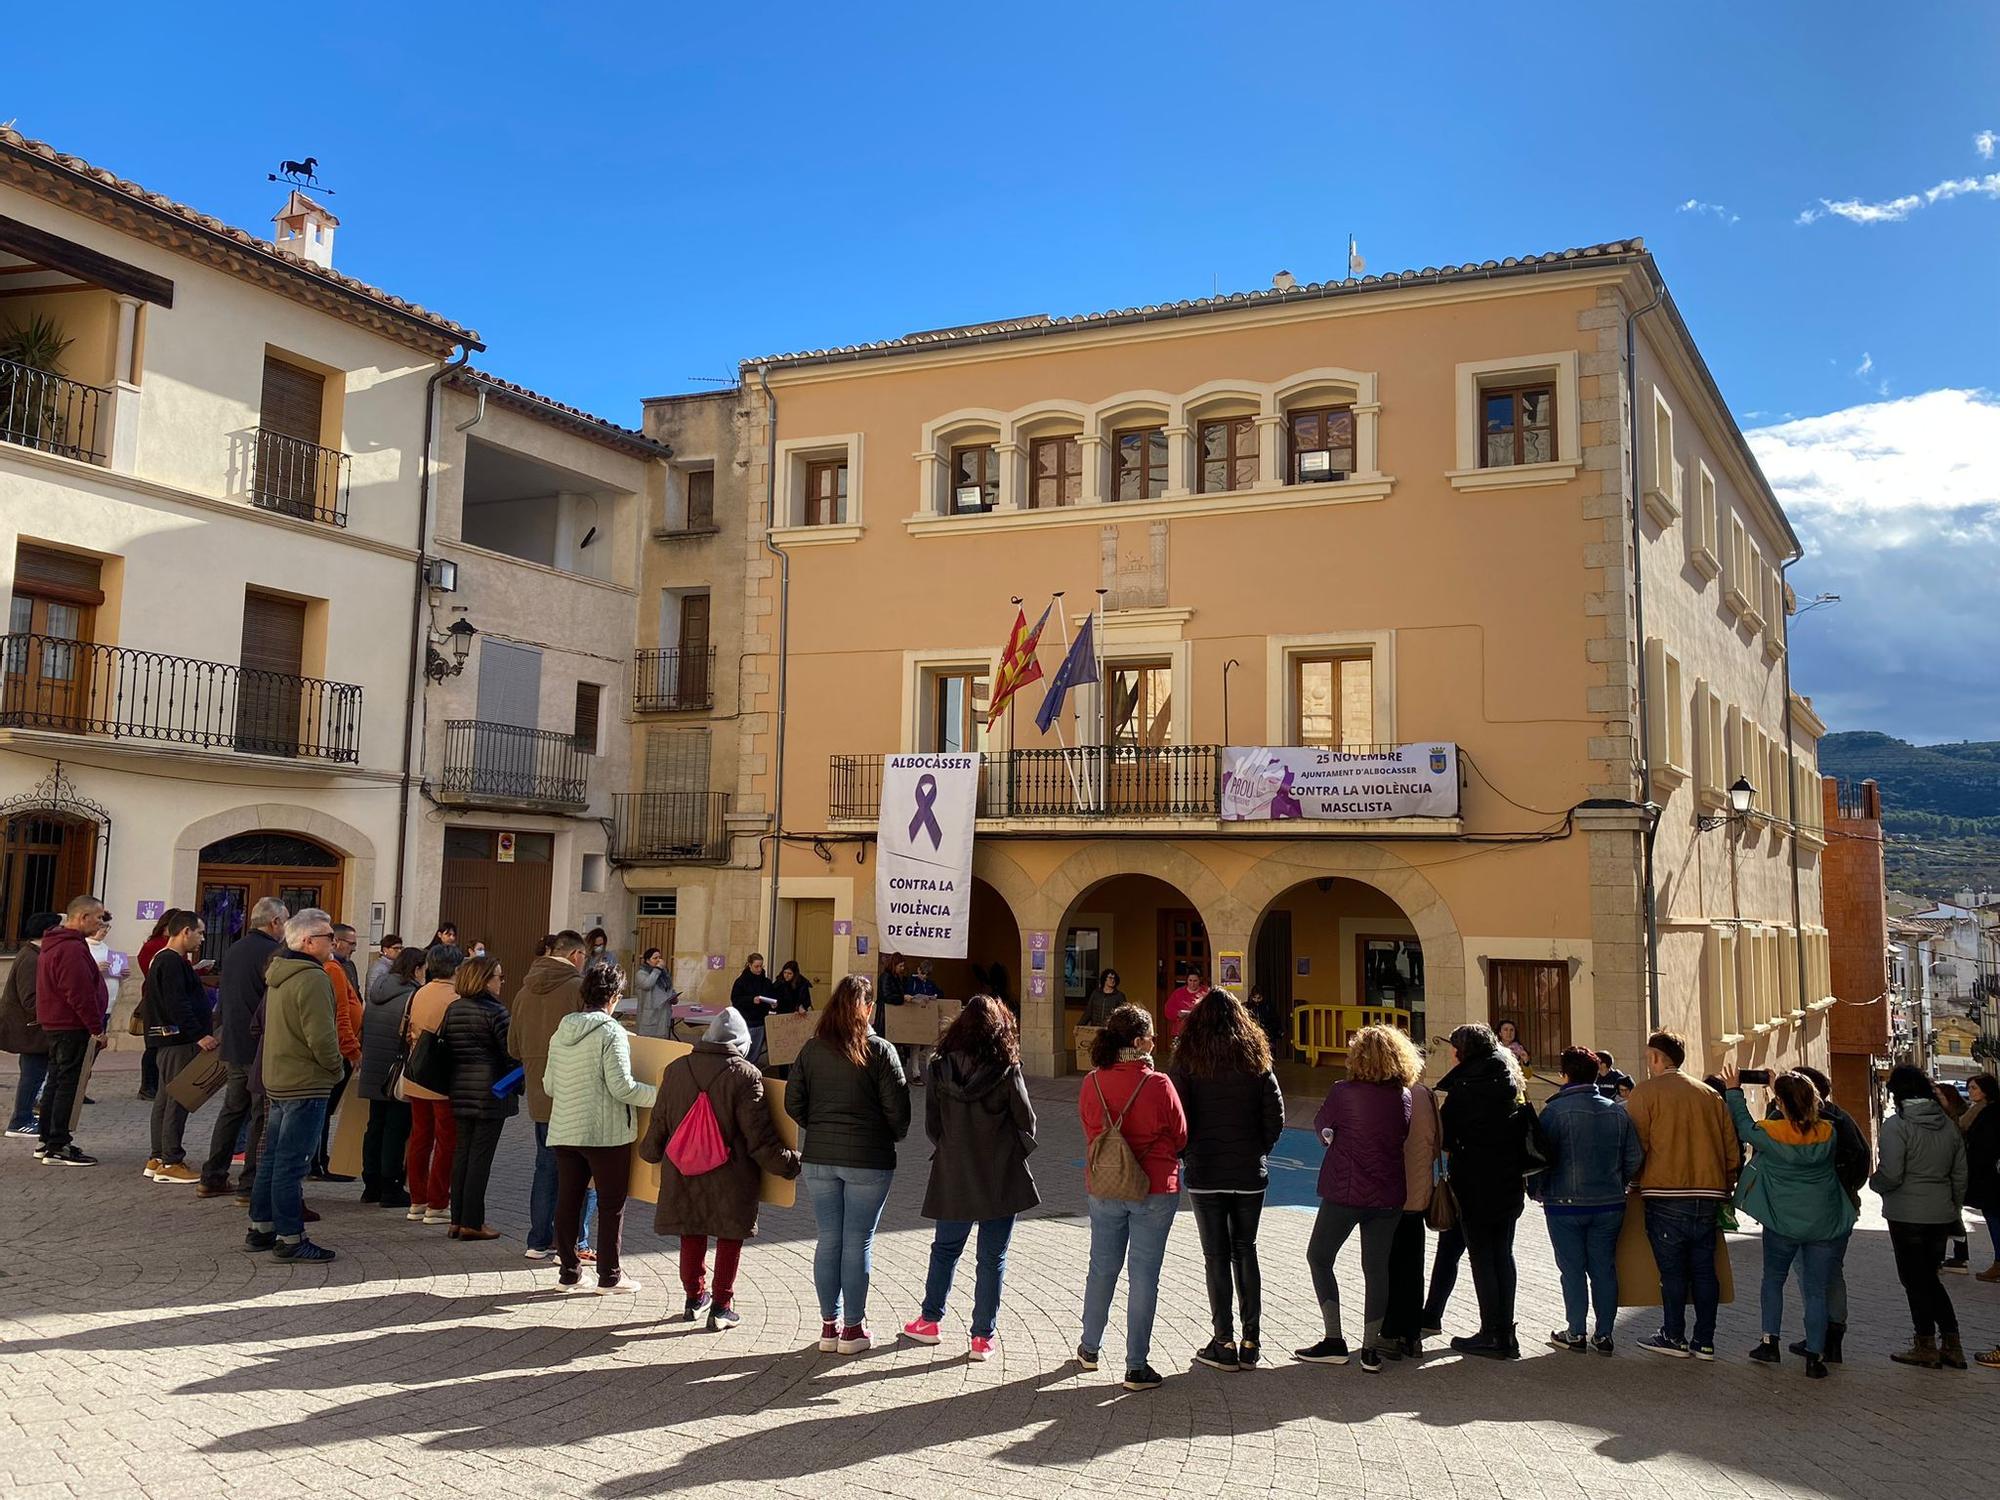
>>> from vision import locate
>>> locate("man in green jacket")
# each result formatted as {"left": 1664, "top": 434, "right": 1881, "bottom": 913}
{"left": 509, "top": 930, "right": 591, "bottom": 1259}
{"left": 248, "top": 909, "right": 343, "bottom": 1263}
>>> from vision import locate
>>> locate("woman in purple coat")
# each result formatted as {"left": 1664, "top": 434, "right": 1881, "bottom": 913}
{"left": 1295, "top": 1024, "right": 1422, "bottom": 1373}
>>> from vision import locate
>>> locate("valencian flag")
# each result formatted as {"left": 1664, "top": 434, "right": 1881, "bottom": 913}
{"left": 1034, "top": 614, "right": 1098, "bottom": 734}
{"left": 986, "top": 603, "right": 1050, "bottom": 722}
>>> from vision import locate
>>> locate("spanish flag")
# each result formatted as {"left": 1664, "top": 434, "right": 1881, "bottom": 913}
{"left": 987, "top": 603, "right": 1050, "bottom": 722}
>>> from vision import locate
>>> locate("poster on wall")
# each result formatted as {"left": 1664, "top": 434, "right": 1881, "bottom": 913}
{"left": 1216, "top": 951, "right": 1244, "bottom": 988}
{"left": 1219, "top": 744, "right": 1460, "bottom": 822}
{"left": 874, "top": 753, "right": 980, "bottom": 959}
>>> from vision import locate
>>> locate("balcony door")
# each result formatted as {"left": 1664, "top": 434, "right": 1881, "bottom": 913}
{"left": 1107, "top": 660, "right": 1174, "bottom": 812}
{"left": 234, "top": 591, "right": 306, "bottom": 756}
{"left": 676, "top": 593, "right": 710, "bottom": 707}
{"left": 4, "top": 545, "right": 101, "bottom": 733}
{"left": 256, "top": 355, "right": 327, "bottom": 519}
{"left": 1487, "top": 958, "right": 1569, "bottom": 1070}
{"left": 472, "top": 639, "right": 543, "bottom": 796}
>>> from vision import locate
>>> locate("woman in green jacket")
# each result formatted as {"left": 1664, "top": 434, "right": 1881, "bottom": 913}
{"left": 1724, "top": 1066, "right": 1856, "bottom": 1379}
{"left": 543, "top": 965, "right": 658, "bottom": 1292}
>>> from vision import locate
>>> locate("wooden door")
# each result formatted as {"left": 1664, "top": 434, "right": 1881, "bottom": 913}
{"left": 1488, "top": 959, "right": 1569, "bottom": 1071}
{"left": 793, "top": 899, "right": 835, "bottom": 991}
{"left": 5, "top": 546, "right": 102, "bottom": 732}
{"left": 439, "top": 828, "right": 554, "bottom": 1005}
{"left": 235, "top": 591, "right": 306, "bottom": 755}
{"left": 257, "top": 356, "right": 327, "bottom": 517}
{"left": 1157, "top": 907, "right": 1210, "bottom": 1005}
{"left": 1108, "top": 662, "right": 1173, "bottom": 812}
{"left": 636, "top": 917, "right": 677, "bottom": 971}
{"left": 195, "top": 831, "right": 343, "bottom": 965}
{"left": 1, "top": 813, "right": 97, "bottom": 948}
{"left": 677, "top": 593, "right": 711, "bottom": 706}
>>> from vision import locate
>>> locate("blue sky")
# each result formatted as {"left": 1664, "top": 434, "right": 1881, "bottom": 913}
{"left": 7, "top": 3, "right": 1996, "bottom": 740}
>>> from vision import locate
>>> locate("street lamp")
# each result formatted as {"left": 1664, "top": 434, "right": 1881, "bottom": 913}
{"left": 425, "top": 616, "right": 477, "bottom": 682}
{"left": 1697, "top": 776, "right": 1756, "bottom": 833}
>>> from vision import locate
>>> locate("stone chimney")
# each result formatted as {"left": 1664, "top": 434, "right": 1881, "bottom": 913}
{"left": 271, "top": 189, "right": 338, "bottom": 269}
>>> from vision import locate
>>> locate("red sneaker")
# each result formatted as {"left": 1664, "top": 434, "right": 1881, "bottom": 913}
{"left": 902, "top": 1318, "right": 941, "bottom": 1345}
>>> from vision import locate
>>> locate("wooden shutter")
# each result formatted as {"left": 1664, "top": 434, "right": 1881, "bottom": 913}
{"left": 14, "top": 545, "right": 104, "bottom": 602}
{"left": 235, "top": 591, "right": 306, "bottom": 754}
{"left": 644, "top": 727, "right": 710, "bottom": 793}
{"left": 260, "top": 357, "right": 325, "bottom": 444}
{"left": 239, "top": 592, "right": 306, "bottom": 676}
{"left": 1487, "top": 959, "right": 1570, "bottom": 1070}
{"left": 573, "top": 681, "right": 601, "bottom": 752}
{"left": 685, "top": 469, "right": 714, "bottom": 529}
{"left": 475, "top": 640, "right": 542, "bottom": 729}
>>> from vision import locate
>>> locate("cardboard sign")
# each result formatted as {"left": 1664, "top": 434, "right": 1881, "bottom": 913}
{"left": 758, "top": 1080, "right": 800, "bottom": 1209}
{"left": 1073, "top": 1024, "right": 1101, "bottom": 1075}
{"left": 165, "top": 1049, "right": 228, "bottom": 1112}
{"left": 327, "top": 1090, "right": 367, "bottom": 1179}
{"left": 764, "top": 1009, "right": 817, "bottom": 1068}
{"left": 1612, "top": 1192, "right": 1736, "bottom": 1307}
{"left": 885, "top": 996, "right": 961, "bottom": 1045}
{"left": 67, "top": 1040, "right": 99, "bottom": 1133}
{"left": 626, "top": 1035, "right": 798, "bottom": 1210}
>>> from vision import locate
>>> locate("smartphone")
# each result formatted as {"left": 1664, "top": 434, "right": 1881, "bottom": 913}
{"left": 1737, "top": 1068, "right": 1773, "bottom": 1086}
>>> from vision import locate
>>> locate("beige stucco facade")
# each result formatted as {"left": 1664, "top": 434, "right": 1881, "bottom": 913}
{"left": 721, "top": 245, "right": 1832, "bottom": 1078}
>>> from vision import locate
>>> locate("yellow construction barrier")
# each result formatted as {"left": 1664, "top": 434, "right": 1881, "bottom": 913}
{"left": 1290, "top": 1004, "right": 1413, "bottom": 1067}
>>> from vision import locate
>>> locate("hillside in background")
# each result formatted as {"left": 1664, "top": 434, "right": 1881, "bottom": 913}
{"left": 1819, "top": 731, "right": 2000, "bottom": 900}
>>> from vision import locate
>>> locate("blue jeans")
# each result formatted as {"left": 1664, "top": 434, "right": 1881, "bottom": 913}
{"left": 1080, "top": 1192, "right": 1178, "bottom": 1369}
{"left": 1546, "top": 1207, "right": 1623, "bottom": 1337}
{"left": 1644, "top": 1198, "right": 1720, "bottom": 1346}
{"left": 803, "top": 1162, "right": 894, "bottom": 1326}
{"left": 922, "top": 1216, "right": 1017, "bottom": 1338}
{"left": 1762, "top": 1229, "right": 1841, "bottom": 1353}
{"left": 10, "top": 1052, "right": 50, "bottom": 1131}
{"left": 530, "top": 1121, "right": 593, "bottom": 1252}
{"left": 251, "top": 1096, "right": 327, "bottom": 1241}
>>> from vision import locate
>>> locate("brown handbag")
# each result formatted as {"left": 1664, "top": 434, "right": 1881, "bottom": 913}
{"left": 1425, "top": 1176, "right": 1458, "bottom": 1233}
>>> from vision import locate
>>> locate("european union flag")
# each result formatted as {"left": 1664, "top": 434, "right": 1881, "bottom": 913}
{"left": 1034, "top": 615, "right": 1098, "bottom": 735}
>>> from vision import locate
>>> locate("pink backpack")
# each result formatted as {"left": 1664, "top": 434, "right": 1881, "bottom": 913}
{"left": 666, "top": 1078, "right": 730, "bottom": 1177}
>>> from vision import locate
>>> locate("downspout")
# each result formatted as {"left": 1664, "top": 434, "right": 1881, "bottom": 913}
{"left": 392, "top": 345, "right": 474, "bottom": 931}
{"left": 1624, "top": 280, "right": 1665, "bottom": 1030}
{"left": 757, "top": 364, "right": 791, "bottom": 957}
{"left": 1780, "top": 553, "right": 1808, "bottom": 1010}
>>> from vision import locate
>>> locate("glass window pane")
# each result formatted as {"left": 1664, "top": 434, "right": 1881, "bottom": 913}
{"left": 45, "top": 603, "right": 79, "bottom": 639}
{"left": 1202, "top": 460, "right": 1228, "bottom": 493}
{"left": 1291, "top": 411, "right": 1318, "bottom": 447}
{"left": 1328, "top": 411, "right": 1354, "bottom": 446}
{"left": 1232, "top": 456, "right": 1257, "bottom": 490}
{"left": 1201, "top": 423, "right": 1228, "bottom": 461}
{"left": 1483, "top": 392, "right": 1515, "bottom": 434}
{"left": 1063, "top": 473, "right": 1082, "bottom": 503}
{"left": 1485, "top": 433, "right": 1515, "bottom": 467}
{"left": 1522, "top": 428, "right": 1553, "bottom": 464}
{"left": 1339, "top": 658, "right": 1373, "bottom": 746}
{"left": 1522, "top": 389, "right": 1552, "bottom": 426}
{"left": 10, "top": 595, "right": 32, "bottom": 633}
{"left": 1236, "top": 418, "right": 1258, "bottom": 457}
{"left": 1296, "top": 659, "right": 1333, "bottom": 746}
{"left": 1035, "top": 442, "right": 1057, "bottom": 478}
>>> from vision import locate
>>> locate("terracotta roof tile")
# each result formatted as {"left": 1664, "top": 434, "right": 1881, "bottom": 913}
{"left": 0, "top": 127, "right": 480, "bottom": 349}
{"left": 743, "top": 239, "right": 1648, "bottom": 370}
{"left": 450, "top": 367, "right": 668, "bottom": 458}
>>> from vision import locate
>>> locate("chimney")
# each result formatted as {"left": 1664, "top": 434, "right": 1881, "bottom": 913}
{"left": 1271, "top": 270, "right": 1297, "bottom": 291}
{"left": 272, "top": 189, "right": 339, "bottom": 269}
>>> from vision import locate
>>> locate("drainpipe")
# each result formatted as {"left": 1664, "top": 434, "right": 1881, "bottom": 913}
{"left": 1624, "top": 280, "right": 1665, "bottom": 1030}
{"left": 1780, "top": 552, "right": 1808, "bottom": 1012}
{"left": 392, "top": 345, "right": 474, "bottom": 931}
{"left": 757, "top": 364, "right": 791, "bottom": 957}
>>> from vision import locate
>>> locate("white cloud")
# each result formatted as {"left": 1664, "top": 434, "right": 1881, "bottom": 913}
{"left": 1851, "top": 352, "right": 1888, "bottom": 397}
{"left": 1748, "top": 390, "right": 2000, "bottom": 739}
{"left": 1926, "top": 172, "right": 2000, "bottom": 204}
{"left": 1977, "top": 130, "right": 1996, "bottom": 160}
{"left": 1801, "top": 193, "right": 1923, "bottom": 225}
{"left": 1677, "top": 197, "right": 1740, "bottom": 224}
{"left": 1799, "top": 135, "right": 2000, "bottom": 225}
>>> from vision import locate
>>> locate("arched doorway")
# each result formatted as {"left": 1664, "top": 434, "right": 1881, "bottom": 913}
{"left": 1057, "top": 873, "right": 1212, "bottom": 1066}
{"left": 197, "top": 831, "right": 344, "bottom": 963}
{"left": 924, "top": 877, "right": 1022, "bottom": 1014}
{"left": 1250, "top": 876, "right": 1425, "bottom": 1047}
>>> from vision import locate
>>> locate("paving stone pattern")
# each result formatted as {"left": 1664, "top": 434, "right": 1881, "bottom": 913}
{"left": 3, "top": 1056, "right": 1996, "bottom": 1499}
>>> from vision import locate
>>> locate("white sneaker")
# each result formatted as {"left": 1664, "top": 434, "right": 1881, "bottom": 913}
{"left": 836, "top": 1326, "right": 872, "bottom": 1355}
{"left": 406, "top": 1203, "right": 429, "bottom": 1222}
{"left": 423, "top": 1209, "right": 450, "bottom": 1226}
{"left": 523, "top": 1248, "right": 554, "bottom": 1261}
{"left": 5, "top": 1124, "right": 38, "bottom": 1139}
{"left": 597, "top": 1274, "right": 642, "bottom": 1295}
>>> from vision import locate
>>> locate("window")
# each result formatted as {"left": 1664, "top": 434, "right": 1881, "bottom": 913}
{"left": 1112, "top": 427, "right": 1168, "bottom": 501}
{"left": 1693, "top": 679, "right": 1726, "bottom": 803}
{"left": 684, "top": 468, "right": 715, "bottom": 530}
{"left": 5, "top": 545, "right": 103, "bottom": 730}
{"left": 1761, "top": 562, "right": 1785, "bottom": 657}
{"left": 950, "top": 444, "right": 999, "bottom": 513}
{"left": 927, "top": 670, "right": 987, "bottom": 754}
{"left": 1644, "top": 640, "right": 1686, "bottom": 785}
{"left": 1641, "top": 388, "right": 1679, "bottom": 524}
{"left": 638, "top": 893, "right": 678, "bottom": 918}
{"left": 1690, "top": 462, "right": 1720, "bottom": 578}
{"left": 1288, "top": 406, "right": 1355, "bottom": 482}
{"left": 2, "top": 812, "right": 96, "bottom": 950}
{"left": 573, "top": 681, "right": 602, "bottom": 754}
{"left": 1707, "top": 928, "right": 1741, "bottom": 1040}
{"left": 1029, "top": 435, "right": 1082, "bottom": 509}
{"left": 1724, "top": 705, "right": 1743, "bottom": 786}
{"left": 1197, "top": 417, "right": 1258, "bottom": 493}
{"left": 235, "top": 589, "right": 307, "bottom": 756}
{"left": 1292, "top": 654, "right": 1373, "bottom": 748}
{"left": 1481, "top": 385, "right": 1556, "bottom": 469}
{"left": 1488, "top": 959, "right": 1569, "bottom": 1070}
{"left": 804, "top": 459, "right": 847, "bottom": 526}
{"left": 1108, "top": 662, "right": 1173, "bottom": 748}
{"left": 255, "top": 355, "right": 335, "bottom": 521}
{"left": 1722, "top": 515, "right": 1751, "bottom": 615}
{"left": 581, "top": 852, "right": 607, "bottom": 894}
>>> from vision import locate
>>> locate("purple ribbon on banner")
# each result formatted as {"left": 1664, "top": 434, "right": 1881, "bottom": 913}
{"left": 908, "top": 773, "right": 943, "bottom": 849}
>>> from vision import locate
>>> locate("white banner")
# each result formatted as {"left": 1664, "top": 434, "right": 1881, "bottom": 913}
{"left": 875, "top": 754, "right": 980, "bottom": 958}
{"left": 1219, "top": 744, "right": 1459, "bottom": 821}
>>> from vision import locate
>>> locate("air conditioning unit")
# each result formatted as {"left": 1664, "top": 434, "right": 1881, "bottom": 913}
{"left": 1297, "top": 450, "right": 1346, "bottom": 483}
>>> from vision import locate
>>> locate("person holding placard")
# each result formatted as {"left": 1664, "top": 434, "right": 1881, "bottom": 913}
{"left": 903, "top": 995, "right": 1038, "bottom": 1360}
{"left": 141, "top": 911, "right": 215, "bottom": 1184}
{"left": 787, "top": 975, "right": 911, "bottom": 1355}
{"left": 640, "top": 1008, "right": 801, "bottom": 1328}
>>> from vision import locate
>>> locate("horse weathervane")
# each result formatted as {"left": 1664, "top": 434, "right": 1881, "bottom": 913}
{"left": 268, "top": 155, "right": 335, "bottom": 194}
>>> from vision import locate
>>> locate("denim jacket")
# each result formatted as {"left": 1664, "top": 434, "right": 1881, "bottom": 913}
{"left": 1535, "top": 1083, "right": 1643, "bottom": 1208}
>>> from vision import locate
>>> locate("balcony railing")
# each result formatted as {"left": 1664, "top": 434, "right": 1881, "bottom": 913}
{"left": 250, "top": 427, "right": 351, "bottom": 527}
{"left": 439, "top": 720, "right": 589, "bottom": 808}
{"left": 633, "top": 647, "right": 716, "bottom": 713}
{"left": 0, "top": 355, "right": 107, "bottom": 465}
{"left": 0, "top": 634, "right": 362, "bottom": 762}
{"left": 610, "top": 792, "right": 731, "bottom": 863}
{"left": 830, "top": 745, "right": 1222, "bottom": 821}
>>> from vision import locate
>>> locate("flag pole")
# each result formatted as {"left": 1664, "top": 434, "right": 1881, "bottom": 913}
{"left": 1048, "top": 591, "right": 1087, "bottom": 810}
{"left": 1091, "top": 587, "right": 1109, "bottom": 811}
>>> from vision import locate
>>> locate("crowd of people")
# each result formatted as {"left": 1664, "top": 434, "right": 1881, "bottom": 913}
{"left": 7, "top": 898, "right": 2000, "bottom": 1388}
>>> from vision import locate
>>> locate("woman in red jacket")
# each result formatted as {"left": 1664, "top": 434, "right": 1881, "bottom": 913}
{"left": 1077, "top": 1004, "right": 1188, "bottom": 1392}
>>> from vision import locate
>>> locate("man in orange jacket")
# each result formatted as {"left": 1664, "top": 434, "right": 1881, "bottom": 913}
{"left": 310, "top": 923, "right": 365, "bottom": 1179}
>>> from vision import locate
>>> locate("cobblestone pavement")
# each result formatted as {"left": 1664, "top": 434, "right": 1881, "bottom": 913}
{"left": 4, "top": 1055, "right": 1997, "bottom": 1500}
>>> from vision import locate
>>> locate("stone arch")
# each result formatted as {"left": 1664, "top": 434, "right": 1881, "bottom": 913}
{"left": 172, "top": 802, "right": 377, "bottom": 932}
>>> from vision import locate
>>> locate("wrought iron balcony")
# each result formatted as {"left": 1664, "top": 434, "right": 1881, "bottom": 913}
{"left": 438, "top": 720, "right": 589, "bottom": 809}
{"left": 0, "top": 355, "right": 107, "bottom": 465}
{"left": 610, "top": 791, "right": 731, "bottom": 863}
{"left": 250, "top": 427, "right": 351, "bottom": 527}
{"left": 0, "top": 634, "right": 362, "bottom": 763}
{"left": 633, "top": 647, "right": 716, "bottom": 713}
{"left": 830, "top": 745, "right": 1222, "bottom": 821}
